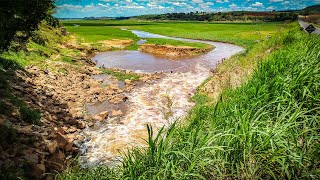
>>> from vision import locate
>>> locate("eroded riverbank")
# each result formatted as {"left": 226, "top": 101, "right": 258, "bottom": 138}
{"left": 80, "top": 30, "right": 244, "bottom": 166}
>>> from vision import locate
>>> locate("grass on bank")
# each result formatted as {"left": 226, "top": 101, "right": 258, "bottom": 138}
{"left": 62, "top": 23, "right": 139, "bottom": 50}
{"left": 143, "top": 38, "right": 211, "bottom": 49}
{"left": 0, "top": 22, "right": 79, "bottom": 68}
{"left": 59, "top": 25, "right": 320, "bottom": 179}
{"left": 62, "top": 20, "right": 284, "bottom": 48}
{"left": 64, "top": 26, "right": 139, "bottom": 43}
{"left": 100, "top": 69, "right": 140, "bottom": 81}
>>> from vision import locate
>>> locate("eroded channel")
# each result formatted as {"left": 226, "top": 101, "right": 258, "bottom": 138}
{"left": 81, "top": 30, "right": 244, "bottom": 167}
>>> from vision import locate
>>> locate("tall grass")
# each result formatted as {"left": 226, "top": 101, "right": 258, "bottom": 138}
{"left": 59, "top": 28, "right": 320, "bottom": 179}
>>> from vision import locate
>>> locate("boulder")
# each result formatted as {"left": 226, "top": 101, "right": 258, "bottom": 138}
{"left": 54, "top": 127, "right": 66, "bottom": 135}
{"left": 0, "top": 116, "right": 6, "bottom": 126}
{"left": 67, "top": 126, "right": 78, "bottom": 133}
{"left": 36, "top": 163, "right": 46, "bottom": 174}
{"left": 46, "top": 141, "right": 58, "bottom": 154}
{"left": 111, "top": 110, "right": 123, "bottom": 117}
{"left": 77, "top": 122, "right": 86, "bottom": 129}
{"left": 56, "top": 133, "right": 68, "bottom": 148}
{"left": 99, "top": 111, "right": 109, "bottom": 118}
{"left": 92, "top": 111, "right": 109, "bottom": 122}
{"left": 64, "top": 142, "right": 74, "bottom": 152}
{"left": 124, "top": 79, "right": 132, "bottom": 85}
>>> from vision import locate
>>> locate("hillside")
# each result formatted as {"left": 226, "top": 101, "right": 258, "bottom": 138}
{"left": 302, "top": 4, "right": 320, "bottom": 14}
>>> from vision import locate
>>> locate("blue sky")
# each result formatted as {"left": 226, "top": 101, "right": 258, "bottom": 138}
{"left": 54, "top": 0, "right": 320, "bottom": 18}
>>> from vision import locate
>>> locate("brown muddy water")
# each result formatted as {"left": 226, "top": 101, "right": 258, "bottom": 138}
{"left": 81, "top": 30, "right": 244, "bottom": 167}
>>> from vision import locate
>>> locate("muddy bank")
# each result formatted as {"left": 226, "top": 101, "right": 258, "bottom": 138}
{"left": 139, "top": 44, "right": 214, "bottom": 58}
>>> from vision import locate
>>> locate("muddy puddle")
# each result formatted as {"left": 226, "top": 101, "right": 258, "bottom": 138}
{"left": 81, "top": 30, "right": 244, "bottom": 167}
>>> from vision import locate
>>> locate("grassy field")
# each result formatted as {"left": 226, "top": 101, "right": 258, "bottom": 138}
{"left": 59, "top": 23, "right": 320, "bottom": 179}
{"left": 65, "top": 25, "right": 139, "bottom": 43}
{"left": 62, "top": 20, "right": 285, "bottom": 48}
{"left": 144, "top": 38, "right": 211, "bottom": 48}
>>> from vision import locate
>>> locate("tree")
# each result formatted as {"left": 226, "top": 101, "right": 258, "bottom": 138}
{"left": 0, "top": 0, "right": 55, "bottom": 50}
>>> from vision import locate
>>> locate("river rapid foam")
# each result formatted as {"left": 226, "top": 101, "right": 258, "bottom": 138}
{"left": 80, "top": 30, "right": 244, "bottom": 167}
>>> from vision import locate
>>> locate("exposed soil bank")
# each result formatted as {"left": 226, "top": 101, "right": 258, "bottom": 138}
{"left": 139, "top": 44, "right": 214, "bottom": 58}
{"left": 97, "top": 39, "right": 134, "bottom": 49}
{"left": 0, "top": 30, "right": 145, "bottom": 179}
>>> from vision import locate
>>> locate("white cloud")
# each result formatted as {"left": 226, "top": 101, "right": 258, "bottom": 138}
{"left": 229, "top": 3, "right": 237, "bottom": 8}
{"left": 267, "top": 6, "right": 275, "bottom": 10}
{"left": 216, "top": 0, "right": 229, "bottom": 3}
{"left": 252, "top": 2, "right": 264, "bottom": 7}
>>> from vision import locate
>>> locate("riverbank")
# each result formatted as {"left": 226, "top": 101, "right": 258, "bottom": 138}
{"left": 59, "top": 23, "right": 320, "bottom": 179}
{"left": 0, "top": 22, "right": 159, "bottom": 179}
{"left": 0, "top": 20, "right": 301, "bottom": 179}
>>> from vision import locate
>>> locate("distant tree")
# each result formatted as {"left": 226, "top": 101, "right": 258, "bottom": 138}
{"left": 0, "top": 0, "right": 55, "bottom": 50}
{"left": 301, "top": 10, "right": 310, "bottom": 17}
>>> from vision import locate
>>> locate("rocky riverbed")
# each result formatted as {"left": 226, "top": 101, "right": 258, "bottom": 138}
{"left": 0, "top": 29, "right": 243, "bottom": 179}
{"left": 0, "top": 59, "right": 162, "bottom": 178}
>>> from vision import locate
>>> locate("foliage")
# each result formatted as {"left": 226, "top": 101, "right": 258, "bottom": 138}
{"left": 0, "top": 125, "right": 17, "bottom": 147}
{"left": 0, "top": 22, "right": 76, "bottom": 67}
{"left": 135, "top": 11, "right": 298, "bottom": 22}
{"left": 101, "top": 69, "right": 140, "bottom": 81}
{"left": 60, "top": 26, "right": 320, "bottom": 179}
{"left": 301, "top": 4, "right": 320, "bottom": 15}
{"left": 0, "top": 0, "right": 55, "bottom": 50}
{"left": 20, "top": 106, "right": 41, "bottom": 125}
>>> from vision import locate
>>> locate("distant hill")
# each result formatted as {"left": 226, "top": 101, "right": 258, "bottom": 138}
{"left": 134, "top": 11, "right": 298, "bottom": 22}
{"left": 301, "top": 5, "right": 320, "bottom": 15}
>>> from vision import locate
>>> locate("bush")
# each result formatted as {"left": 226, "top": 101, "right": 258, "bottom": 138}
{"left": 0, "top": 125, "right": 17, "bottom": 147}
{"left": 20, "top": 106, "right": 41, "bottom": 125}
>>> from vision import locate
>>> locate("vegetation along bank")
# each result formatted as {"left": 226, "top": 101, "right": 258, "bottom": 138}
{"left": 1, "top": 2, "right": 320, "bottom": 178}
{"left": 59, "top": 22, "right": 320, "bottom": 179}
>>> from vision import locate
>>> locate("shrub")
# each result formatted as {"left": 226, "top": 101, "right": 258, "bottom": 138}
{"left": 20, "top": 106, "right": 41, "bottom": 125}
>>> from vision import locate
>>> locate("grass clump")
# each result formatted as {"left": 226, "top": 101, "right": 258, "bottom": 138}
{"left": 144, "top": 38, "right": 211, "bottom": 49}
{"left": 19, "top": 106, "right": 41, "bottom": 125}
{"left": 0, "top": 125, "right": 17, "bottom": 147}
{"left": 0, "top": 21, "right": 82, "bottom": 68}
{"left": 101, "top": 69, "right": 140, "bottom": 81}
{"left": 59, "top": 26, "right": 320, "bottom": 179}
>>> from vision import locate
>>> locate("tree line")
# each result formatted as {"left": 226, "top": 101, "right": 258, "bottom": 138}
{"left": 135, "top": 12, "right": 298, "bottom": 22}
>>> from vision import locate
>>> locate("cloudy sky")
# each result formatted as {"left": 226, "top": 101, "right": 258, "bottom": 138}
{"left": 54, "top": 0, "right": 320, "bottom": 18}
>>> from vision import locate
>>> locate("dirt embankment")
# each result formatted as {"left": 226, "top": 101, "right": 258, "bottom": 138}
{"left": 139, "top": 44, "right": 214, "bottom": 58}
{"left": 98, "top": 39, "right": 134, "bottom": 49}
{"left": 0, "top": 36, "right": 156, "bottom": 178}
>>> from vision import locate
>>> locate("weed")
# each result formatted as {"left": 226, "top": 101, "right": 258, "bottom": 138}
{"left": 20, "top": 106, "right": 41, "bottom": 125}
{"left": 0, "top": 125, "right": 17, "bottom": 147}
{"left": 101, "top": 69, "right": 140, "bottom": 81}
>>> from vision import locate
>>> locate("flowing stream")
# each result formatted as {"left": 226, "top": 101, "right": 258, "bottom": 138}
{"left": 81, "top": 30, "right": 244, "bottom": 167}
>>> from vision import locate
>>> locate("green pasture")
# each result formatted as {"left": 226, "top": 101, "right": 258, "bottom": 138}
{"left": 62, "top": 20, "right": 285, "bottom": 48}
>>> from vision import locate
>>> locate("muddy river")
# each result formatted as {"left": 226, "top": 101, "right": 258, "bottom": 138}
{"left": 81, "top": 30, "right": 244, "bottom": 167}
